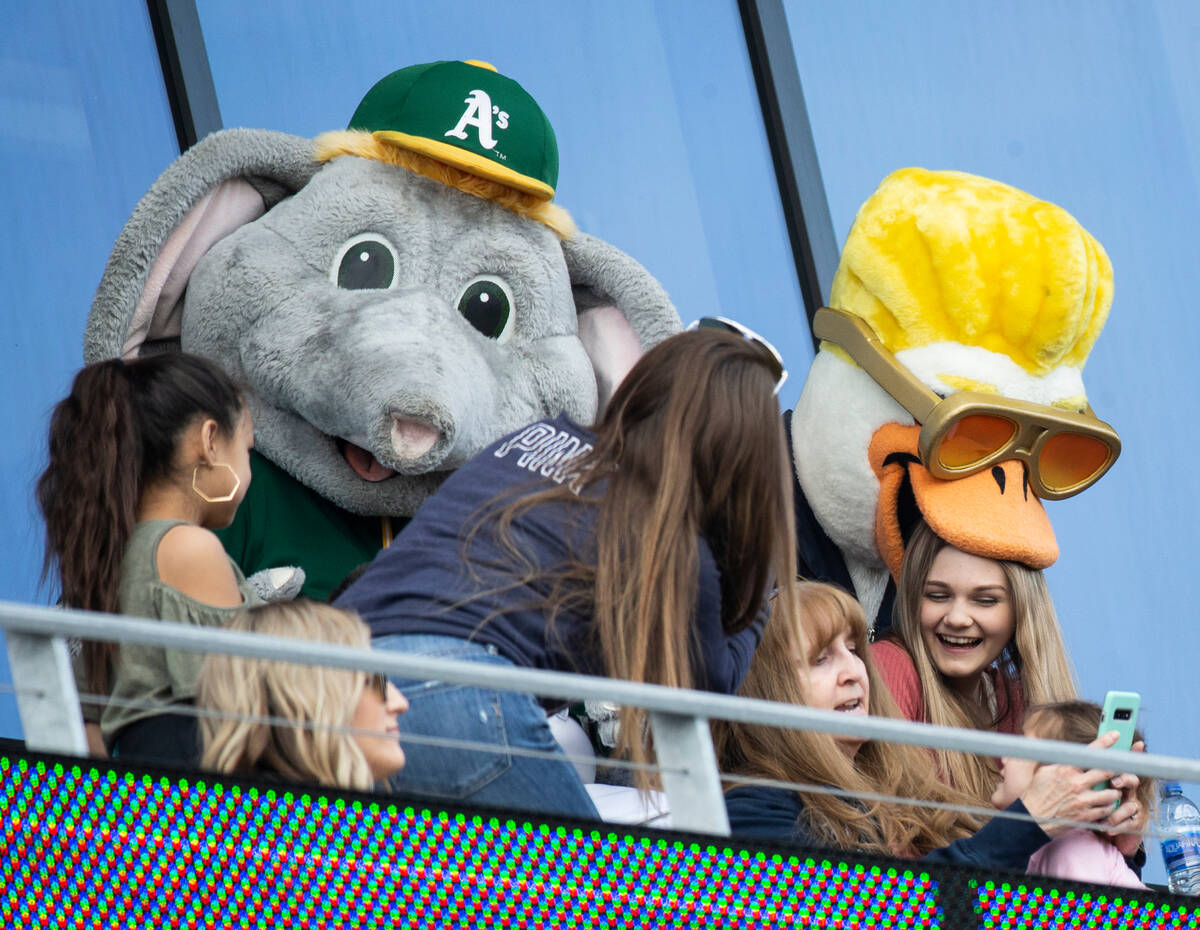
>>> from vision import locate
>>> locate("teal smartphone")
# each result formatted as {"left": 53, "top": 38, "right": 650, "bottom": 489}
{"left": 1094, "top": 690, "right": 1140, "bottom": 792}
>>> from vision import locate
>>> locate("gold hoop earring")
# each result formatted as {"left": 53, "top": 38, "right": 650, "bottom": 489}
{"left": 192, "top": 463, "right": 241, "bottom": 504}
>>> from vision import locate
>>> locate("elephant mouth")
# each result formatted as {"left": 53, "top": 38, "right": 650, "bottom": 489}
{"left": 338, "top": 438, "right": 397, "bottom": 482}
{"left": 335, "top": 416, "right": 444, "bottom": 481}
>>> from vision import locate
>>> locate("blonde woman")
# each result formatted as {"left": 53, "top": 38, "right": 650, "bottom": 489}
{"left": 200, "top": 601, "right": 408, "bottom": 791}
{"left": 716, "top": 583, "right": 1138, "bottom": 868}
{"left": 873, "top": 520, "right": 1078, "bottom": 804}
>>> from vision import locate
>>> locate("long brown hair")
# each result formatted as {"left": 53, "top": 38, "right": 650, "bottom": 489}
{"left": 480, "top": 328, "right": 801, "bottom": 782}
{"left": 890, "top": 520, "right": 1078, "bottom": 803}
{"left": 714, "top": 582, "right": 983, "bottom": 856}
{"left": 37, "top": 353, "right": 244, "bottom": 693}
{"left": 199, "top": 601, "right": 376, "bottom": 791}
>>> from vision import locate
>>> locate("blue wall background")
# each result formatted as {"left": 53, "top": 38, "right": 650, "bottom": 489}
{"left": 3, "top": 0, "right": 1198, "bottom": 883}
{"left": 0, "top": 2, "right": 179, "bottom": 734}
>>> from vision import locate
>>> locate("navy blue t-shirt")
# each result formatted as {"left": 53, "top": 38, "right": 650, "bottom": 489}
{"left": 337, "top": 413, "right": 764, "bottom": 693}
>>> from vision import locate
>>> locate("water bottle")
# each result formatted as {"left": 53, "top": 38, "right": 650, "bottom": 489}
{"left": 1159, "top": 783, "right": 1200, "bottom": 894}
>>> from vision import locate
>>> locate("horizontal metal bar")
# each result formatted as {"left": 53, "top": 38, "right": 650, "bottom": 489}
{"left": 70, "top": 687, "right": 674, "bottom": 776}
{"left": 3, "top": 599, "right": 1198, "bottom": 781}
{"left": 0, "top": 682, "right": 47, "bottom": 699}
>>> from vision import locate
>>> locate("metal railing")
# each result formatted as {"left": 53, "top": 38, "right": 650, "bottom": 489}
{"left": 3, "top": 597, "right": 1200, "bottom": 837}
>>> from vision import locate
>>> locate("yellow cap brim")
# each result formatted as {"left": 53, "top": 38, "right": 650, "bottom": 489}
{"left": 373, "top": 130, "right": 554, "bottom": 201}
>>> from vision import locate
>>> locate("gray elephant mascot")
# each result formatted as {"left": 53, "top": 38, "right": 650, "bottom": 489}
{"left": 86, "top": 60, "right": 680, "bottom": 599}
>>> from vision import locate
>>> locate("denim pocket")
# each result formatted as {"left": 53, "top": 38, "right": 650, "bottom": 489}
{"left": 375, "top": 635, "right": 512, "bottom": 801}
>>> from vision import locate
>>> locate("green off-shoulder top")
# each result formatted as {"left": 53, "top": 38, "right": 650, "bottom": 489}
{"left": 77, "top": 520, "right": 263, "bottom": 745}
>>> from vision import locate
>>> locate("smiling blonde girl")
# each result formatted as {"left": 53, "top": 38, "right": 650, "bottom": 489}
{"left": 873, "top": 520, "right": 1078, "bottom": 803}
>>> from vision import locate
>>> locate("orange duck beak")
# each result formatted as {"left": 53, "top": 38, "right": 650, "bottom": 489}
{"left": 868, "top": 423, "right": 1059, "bottom": 578}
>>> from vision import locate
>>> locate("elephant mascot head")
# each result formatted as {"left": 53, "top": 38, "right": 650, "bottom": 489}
{"left": 86, "top": 60, "right": 681, "bottom": 598}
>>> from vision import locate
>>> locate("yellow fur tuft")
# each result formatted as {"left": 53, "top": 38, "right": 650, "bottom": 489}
{"left": 829, "top": 168, "right": 1112, "bottom": 376}
{"left": 938, "top": 374, "right": 998, "bottom": 395}
{"left": 313, "top": 130, "right": 577, "bottom": 240}
{"left": 1052, "top": 394, "right": 1087, "bottom": 412}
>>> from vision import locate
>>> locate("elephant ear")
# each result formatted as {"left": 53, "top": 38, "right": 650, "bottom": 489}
{"left": 85, "top": 129, "right": 321, "bottom": 362}
{"left": 563, "top": 232, "right": 681, "bottom": 411}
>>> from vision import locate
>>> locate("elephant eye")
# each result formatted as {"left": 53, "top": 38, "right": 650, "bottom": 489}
{"left": 332, "top": 234, "right": 399, "bottom": 290}
{"left": 457, "top": 275, "right": 515, "bottom": 344}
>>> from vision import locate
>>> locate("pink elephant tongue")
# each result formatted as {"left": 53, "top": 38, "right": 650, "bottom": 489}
{"left": 342, "top": 441, "right": 397, "bottom": 482}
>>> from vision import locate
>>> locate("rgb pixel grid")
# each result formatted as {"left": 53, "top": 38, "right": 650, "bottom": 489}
{"left": 1, "top": 751, "right": 1198, "bottom": 929}
{"left": 974, "top": 880, "right": 1200, "bottom": 929}
{"left": 0, "top": 754, "right": 934, "bottom": 929}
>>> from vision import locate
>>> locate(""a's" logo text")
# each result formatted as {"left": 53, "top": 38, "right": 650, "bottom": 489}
{"left": 445, "top": 90, "right": 510, "bottom": 151}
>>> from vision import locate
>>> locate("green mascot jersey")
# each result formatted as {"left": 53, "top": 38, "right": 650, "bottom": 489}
{"left": 216, "top": 451, "right": 400, "bottom": 600}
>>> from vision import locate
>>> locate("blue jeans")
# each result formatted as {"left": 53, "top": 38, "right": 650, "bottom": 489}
{"left": 373, "top": 633, "right": 599, "bottom": 821}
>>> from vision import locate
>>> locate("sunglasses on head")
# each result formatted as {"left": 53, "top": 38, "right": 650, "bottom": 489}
{"left": 687, "top": 316, "right": 788, "bottom": 395}
{"left": 813, "top": 307, "right": 1120, "bottom": 500}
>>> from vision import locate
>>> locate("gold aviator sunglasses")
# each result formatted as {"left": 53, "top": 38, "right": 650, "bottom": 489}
{"left": 812, "top": 307, "right": 1120, "bottom": 500}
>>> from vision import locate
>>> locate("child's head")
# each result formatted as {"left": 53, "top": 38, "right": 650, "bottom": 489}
{"left": 991, "top": 700, "right": 1153, "bottom": 815}
{"left": 200, "top": 600, "right": 407, "bottom": 791}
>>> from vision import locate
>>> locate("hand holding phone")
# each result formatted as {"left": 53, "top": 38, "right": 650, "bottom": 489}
{"left": 1094, "top": 690, "right": 1140, "bottom": 792}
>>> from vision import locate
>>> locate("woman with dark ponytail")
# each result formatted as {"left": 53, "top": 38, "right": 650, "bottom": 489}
{"left": 38, "top": 352, "right": 258, "bottom": 766}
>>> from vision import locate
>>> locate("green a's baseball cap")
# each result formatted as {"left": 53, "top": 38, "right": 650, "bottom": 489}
{"left": 348, "top": 60, "right": 559, "bottom": 201}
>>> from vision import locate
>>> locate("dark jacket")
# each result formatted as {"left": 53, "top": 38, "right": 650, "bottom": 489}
{"left": 724, "top": 785, "right": 1050, "bottom": 871}
{"left": 339, "top": 413, "right": 765, "bottom": 693}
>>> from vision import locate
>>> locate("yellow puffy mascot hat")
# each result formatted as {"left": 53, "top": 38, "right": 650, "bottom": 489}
{"left": 791, "top": 167, "right": 1117, "bottom": 624}
{"left": 831, "top": 166, "right": 1112, "bottom": 385}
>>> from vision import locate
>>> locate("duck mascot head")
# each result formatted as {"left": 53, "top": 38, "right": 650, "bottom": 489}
{"left": 789, "top": 168, "right": 1119, "bottom": 629}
